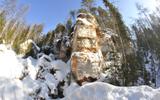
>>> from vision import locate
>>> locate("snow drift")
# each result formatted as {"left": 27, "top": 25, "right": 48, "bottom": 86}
{"left": 63, "top": 82, "right": 160, "bottom": 100}
{"left": 0, "top": 44, "right": 24, "bottom": 78}
{"left": 0, "top": 44, "right": 160, "bottom": 100}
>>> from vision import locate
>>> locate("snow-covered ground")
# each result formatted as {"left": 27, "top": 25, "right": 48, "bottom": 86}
{"left": 63, "top": 82, "right": 160, "bottom": 100}
{"left": 0, "top": 44, "right": 160, "bottom": 100}
{"left": 0, "top": 44, "right": 24, "bottom": 78}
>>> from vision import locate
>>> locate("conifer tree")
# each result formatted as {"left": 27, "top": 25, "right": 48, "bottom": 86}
{"left": 81, "top": 0, "right": 95, "bottom": 12}
{"left": 103, "top": 0, "right": 140, "bottom": 86}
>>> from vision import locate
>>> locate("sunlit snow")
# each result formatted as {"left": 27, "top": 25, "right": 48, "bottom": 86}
{"left": 0, "top": 44, "right": 24, "bottom": 78}
{"left": 0, "top": 44, "right": 159, "bottom": 100}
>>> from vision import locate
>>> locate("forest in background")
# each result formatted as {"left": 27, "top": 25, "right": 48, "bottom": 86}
{"left": 0, "top": 0, "right": 160, "bottom": 88}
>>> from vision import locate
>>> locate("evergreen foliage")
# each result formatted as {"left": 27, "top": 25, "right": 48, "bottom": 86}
{"left": 0, "top": 0, "right": 43, "bottom": 53}
{"left": 131, "top": 4, "right": 160, "bottom": 87}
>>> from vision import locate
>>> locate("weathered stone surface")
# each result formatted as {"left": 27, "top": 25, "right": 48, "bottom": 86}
{"left": 77, "top": 38, "right": 98, "bottom": 51}
{"left": 20, "top": 40, "right": 32, "bottom": 54}
{"left": 99, "top": 29, "right": 122, "bottom": 70}
{"left": 70, "top": 13, "right": 123, "bottom": 83}
{"left": 71, "top": 51, "right": 103, "bottom": 80}
{"left": 99, "top": 31, "right": 116, "bottom": 55}
{"left": 71, "top": 13, "right": 103, "bottom": 81}
{"left": 76, "top": 26, "right": 97, "bottom": 39}
{"left": 19, "top": 39, "right": 40, "bottom": 57}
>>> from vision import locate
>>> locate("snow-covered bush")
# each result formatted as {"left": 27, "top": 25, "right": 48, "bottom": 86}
{"left": 20, "top": 53, "right": 71, "bottom": 99}
{"left": 0, "top": 44, "right": 160, "bottom": 100}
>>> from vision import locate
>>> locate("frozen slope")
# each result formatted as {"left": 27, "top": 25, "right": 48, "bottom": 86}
{"left": 0, "top": 44, "right": 24, "bottom": 78}
{"left": 63, "top": 82, "right": 160, "bottom": 100}
{"left": 0, "top": 78, "right": 31, "bottom": 100}
{"left": 0, "top": 44, "right": 160, "bottom": 100}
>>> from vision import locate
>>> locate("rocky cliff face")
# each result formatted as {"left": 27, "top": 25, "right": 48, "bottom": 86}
{"left": 19, "top": 39, "right": 40, "bottom": 58}
{"left": 99, "top": 29, "right": 122, "bottom": 70}
{"left": 19, "top": 13, "right": 121, "bottom": 85}
{"left": 71, "top": 13, "right": 103, "bottom": 82}
{"left": 70, "top": 13, "right": 122, "bottom": 84}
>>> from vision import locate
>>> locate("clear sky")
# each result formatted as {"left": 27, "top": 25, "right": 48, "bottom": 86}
{"left": 17, "top": 0, "right": 158, "bottom": 33}
{"left": 115, "top": 0, "right": 158, "bottom": 25}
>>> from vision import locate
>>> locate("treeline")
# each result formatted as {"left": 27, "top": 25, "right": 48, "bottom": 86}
{"left": 131, "top": 3, "right": 160, "bottom": 87}
{"left": 1, "top": 0, "right": 159, "bottom": 87}
{"left": 72, "top": 0, "right": 160, "bottom": 87}
{"left": 0, "top": 0, "right": 43, "bottom": 53}
{"left": 38, "top": 0, "right": 141, "bottom": 86}
{"left": 0, "top": 0, "right": 141, "bottom": 86}
{"left": 75, "top": 0, "right": 140, "bottom": 86}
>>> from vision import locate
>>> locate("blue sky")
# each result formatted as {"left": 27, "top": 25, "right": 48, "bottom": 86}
{"left": 17, "top": 0, "right": 158, "bottom": 33}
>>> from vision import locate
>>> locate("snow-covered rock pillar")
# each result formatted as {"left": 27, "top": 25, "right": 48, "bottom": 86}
{"left": 71, "top": 13, "right": 103, "bottom": 83}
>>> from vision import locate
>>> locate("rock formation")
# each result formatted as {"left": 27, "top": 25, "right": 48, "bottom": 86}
{"left": 99, "top": 29, "right": 122, "bottom": 69}
{"left": 52, "top": 34, "right": 71, "bottom": 62}
{"left": 70, "top": 13, "right": 122, "bottom": 85}
{"left": 71, "top": 13, "right": 104, "bottom": 83}
{"left": 19, "top": 39, "right": 40, "bottom": 58}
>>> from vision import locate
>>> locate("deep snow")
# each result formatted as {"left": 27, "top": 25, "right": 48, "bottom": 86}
{"left": 0, "top": 44, "right": 160, "bottom": 100}
{"left": 0, "top": 44, "right": 24, "bottom": 78}
{"left": 63, "top": 82, "right": 160, "bottom": 100}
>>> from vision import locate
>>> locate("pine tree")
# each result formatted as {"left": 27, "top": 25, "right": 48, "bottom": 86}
{"left": 81, "top": 0, "right": 95, "bottom": 12}
{"left": 131, "top": 4, "right": 160, "bottom": 87}
{"left": 103, "top": 0, "right": 140, "bottom": 86}
{"left": 0, "top": 0, "right": 43, "bottom": 54}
